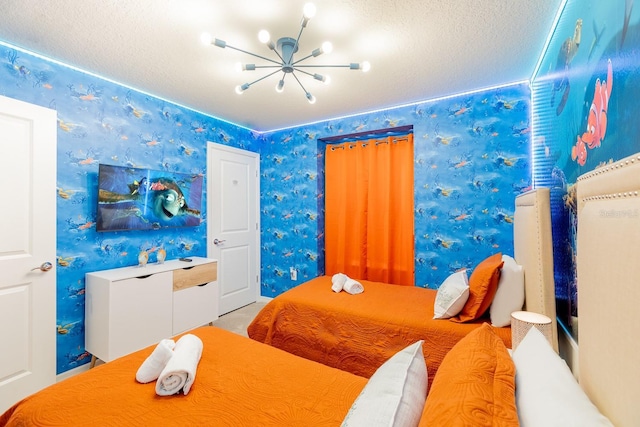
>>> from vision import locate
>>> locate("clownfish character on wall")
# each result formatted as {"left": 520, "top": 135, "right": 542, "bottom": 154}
{"left": 572, "top": 59, "right": 613, "bottom": 166}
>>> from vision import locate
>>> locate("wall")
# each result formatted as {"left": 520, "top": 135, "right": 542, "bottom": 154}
{"left": 0, "top": 43, "right": 259, "bottom": 373}
{"left": 260, "top": 83, "right": 532, "bottom": 296}
{"left": 530, "top": 0, "right": 640, "bottom": 338}
{"left": 2, "top": 42, "right": 533, "bottom": 374}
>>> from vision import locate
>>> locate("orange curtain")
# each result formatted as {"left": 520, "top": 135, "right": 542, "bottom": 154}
{"left": 325, "top": 134, "right": 414, "bottom": 285}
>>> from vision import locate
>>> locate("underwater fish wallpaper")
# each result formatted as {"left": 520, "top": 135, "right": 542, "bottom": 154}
{"left": 0, "top": 0, "right": 635, "bottom": 374}
{"left": 0, "top": 37, "right": 530, "bottom": 373}
{"left": 260, "top": 85, "right": 532, "bottom": 296}
{"left": 0, "top": 43, "right": 260, "bottom": 374}
{"left": 531, "top": 0, "right": 640, "bottom": 338}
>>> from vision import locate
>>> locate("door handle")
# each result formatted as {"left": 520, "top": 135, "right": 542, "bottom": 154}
{"left": 31, "top": 261, "right": 53, "bottom": 272}
{"left": 213, "top": 239, "right": 226, "bottom": 245}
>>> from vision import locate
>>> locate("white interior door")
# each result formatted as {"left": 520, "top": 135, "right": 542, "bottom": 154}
{"left": 207, "top": 143, "right": 260, "bottom": 315}
{"left": 0, "top": 95, "right": 57, "bottom": 412}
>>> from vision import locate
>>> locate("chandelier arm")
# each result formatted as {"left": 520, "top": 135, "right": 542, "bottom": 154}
{"left": 290, "top": 25, "right": 306, "bottom": 62}
{"left": 271, "top": 50, "right": 286, "bottom": 63}
{"left": 225, "top": 44, "right": 281, "bottom": 65}
{"left": 292, "top": 53, "right": 314, "bottom": 65}
{"left": 244, "top": 69, "right": 283, "bottom": 87}
{"left": 291, "top": 71, "right": 310, "bottom": 95}
{"left": 292, "top": 68, "right": 315, "bottom": 78}
{"left": 252, "top": 65, "right": 284, "bottom": 69}
{"left": 294, "top": 64, "right": 352, "bottom": 68}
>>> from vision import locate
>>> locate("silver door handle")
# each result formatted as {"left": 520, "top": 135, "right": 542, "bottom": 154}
{"left": 213, "top": 239, "right": 226, "bottom": 245}
{"left": 31, "top": 262, "right": 53, "bottom": 272}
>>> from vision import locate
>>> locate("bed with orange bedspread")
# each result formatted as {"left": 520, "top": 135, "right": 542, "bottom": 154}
{"left": 0, "top": 326, "right": 365, "bottom": 427}
{"left": 248, "top": 189, "right": 558, "bottom": 388}
{"left": 248, "top": 275, "right": 512, "bottom": 388}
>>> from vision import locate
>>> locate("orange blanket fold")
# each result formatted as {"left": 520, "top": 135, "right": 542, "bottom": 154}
{"left": 247, "top": 276, "right": 511, "bottom": 390}
{"left": 1, "top": 327, "right": 366, "bottom": 426}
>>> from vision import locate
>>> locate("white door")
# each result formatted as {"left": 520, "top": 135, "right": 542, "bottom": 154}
{"left": 0, "top": 96, "right": 57, "bottom": 412}
{"left": 207, "top": 143, "right": 260, "bottom": 315}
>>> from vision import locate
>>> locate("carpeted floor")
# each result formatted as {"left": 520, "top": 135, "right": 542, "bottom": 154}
{"left": 212, "top": 301, "right": 267, "bottom": 337}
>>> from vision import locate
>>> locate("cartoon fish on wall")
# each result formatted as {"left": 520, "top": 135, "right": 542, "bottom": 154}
{"left": 551, "top": 18, "right": 582, "bottom": 115}
{"left": 572, "top": 59, "right": 613, "bottom": 166}
{"left": 621, "top": 0, "right": 634, "bottom": 48}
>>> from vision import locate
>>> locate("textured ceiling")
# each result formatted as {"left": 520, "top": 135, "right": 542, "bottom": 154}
{"left": 0, "top": 0, "right": 563, "bottom": 132}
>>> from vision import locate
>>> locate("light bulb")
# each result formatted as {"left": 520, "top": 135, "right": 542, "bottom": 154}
{"left": 235, "top": 62, "right": 243, "bottom": 73}
{"left": 258, "top": 30, "right": 270, "bottom": 44}
{"left": 321, "top": 41, "right": 333, "bottom": 54}
{"left": 235, "top": 83, "right": 249, "bottom": 94}
{"left": 303, "top": 3, "right": 316, "bottom": 19}
{"left": 200, "top": 32, "right": 212, "bottom": 45}
{"left": 361, "top": 61, "right": 371, "bottom": 72}
{"left": 306, "top": 92, "right": 316, "bottom": 104}
{"left": 276, "top": 80, "right": 285, "bottom": 93}
{"left": 324, "top": 75, "right": 331, "bottom": 85}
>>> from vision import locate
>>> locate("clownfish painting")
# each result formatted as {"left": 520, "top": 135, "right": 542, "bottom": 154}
{"left": 572, "top": 58, "right": 613, "bottom": 166}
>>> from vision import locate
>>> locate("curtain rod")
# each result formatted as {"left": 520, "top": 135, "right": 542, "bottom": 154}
{"left": 319, "top": 125, "right": 413, "bottom": 143}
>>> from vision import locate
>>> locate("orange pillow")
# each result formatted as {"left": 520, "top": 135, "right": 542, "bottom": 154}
{"left": 418, "top": 323, "right": 518, "bottom": 426}
{"left": 451, "top": 253, "right": 503, "bottom": 322}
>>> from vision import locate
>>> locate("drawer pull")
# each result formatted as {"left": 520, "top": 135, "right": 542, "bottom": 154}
{"left": 136, "top": 274, "right": 152, "bottom": 279}
{"left": 197, "top": 283, "right": 209, "bottom": 287}
{"left": 182, "top": 266, "right": 195, "bottom": 270}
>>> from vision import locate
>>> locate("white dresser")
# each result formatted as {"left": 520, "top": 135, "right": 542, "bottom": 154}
{"left": 85, "top": 257, "right": 218, "bottom": 365}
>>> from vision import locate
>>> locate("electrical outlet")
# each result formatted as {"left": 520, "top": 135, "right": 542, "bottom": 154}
{"left": 290, "top": 267, "right": 297, "bottom": 281}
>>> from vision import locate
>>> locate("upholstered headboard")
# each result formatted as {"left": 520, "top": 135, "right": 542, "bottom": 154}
{"left": 513, "top": 188, "right": 558, "bottom": 351}
{"left": 576, "top": 154, "right": 640, "bottom": 427}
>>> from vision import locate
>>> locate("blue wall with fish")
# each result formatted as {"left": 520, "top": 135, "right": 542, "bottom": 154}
{"left": 260, "top": 85, "right": 532, "bottom": 295}
{"left": 0, "top": 44, "right": 261, "bottom": 373}
{"left": 1, "top": 41, "right": 530, "bottom": 374}
{"left": 530, "top": 0, "right": 640, "bottom": 339}
{"left": 0, "top": 41, "right": 531, "bottom": 373}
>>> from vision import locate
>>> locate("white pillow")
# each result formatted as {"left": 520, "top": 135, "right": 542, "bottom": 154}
{"left": 490, "top": 255, "right": 524, "bottom": 327}
{"left": 342, "top": 340, "right": 427, "bottom": 427}
{"left": 433, "top": 269, "right": 469, "bottom": 319}
{"left": 513, "top": 327, "right": 613, "bottom": 427}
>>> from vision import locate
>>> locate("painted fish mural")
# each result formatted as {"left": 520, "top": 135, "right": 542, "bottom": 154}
{"left": 571, "top": 59, "right": 613, "bottom": 165}
{"left": 550, "top": 19, "right": 583, "bottom": 116}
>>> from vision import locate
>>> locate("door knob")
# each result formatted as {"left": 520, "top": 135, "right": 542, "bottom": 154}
{"left": 213, "top": 239, "right": 226, "bottom": 245}
{"left": 31, "top": 262, "right": 53, "bottom": 272}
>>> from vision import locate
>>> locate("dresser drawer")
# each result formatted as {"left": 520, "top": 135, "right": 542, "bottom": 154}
{"left": 173, "top": 262, "right": 217, "bottom": 291}
{"left": 104, "top": 271, "right": 172, "bottom": 361}
{"left": 172, "top": 281, "right": 218, "bottom": 334}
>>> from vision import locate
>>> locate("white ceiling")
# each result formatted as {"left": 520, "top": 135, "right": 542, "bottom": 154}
{"left": 0, "top": 0, "right": 563, "bottom": 132}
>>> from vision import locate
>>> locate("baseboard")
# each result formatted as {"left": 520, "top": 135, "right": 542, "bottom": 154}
{"left": 56, "top": 363, "right": 91, "bottom": 382}
{"left": 257, "top": 295, "right": 273, "bottom": 303}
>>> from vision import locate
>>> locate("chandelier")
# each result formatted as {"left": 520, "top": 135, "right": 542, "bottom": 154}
{"left": 200, "top": 3, "right": 370, "bottom": 104}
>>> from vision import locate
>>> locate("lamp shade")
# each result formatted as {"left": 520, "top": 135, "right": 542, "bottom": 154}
{"left": 510, "top": 311, "right": 553, "bottom": 351}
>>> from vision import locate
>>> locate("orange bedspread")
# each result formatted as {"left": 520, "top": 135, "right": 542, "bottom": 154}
{"left": 0, "top": 327, "right": 366, "bottom": 427}
{"left": 248, "top": 276, "right": 511, "bottom": 389}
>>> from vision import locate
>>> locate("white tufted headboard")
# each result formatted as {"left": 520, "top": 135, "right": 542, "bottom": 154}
{"left": 576, "top": 153, "right": 640, "bottom": 427}
{"left": 513, "top": 188, "right": 558, "bottom": 351}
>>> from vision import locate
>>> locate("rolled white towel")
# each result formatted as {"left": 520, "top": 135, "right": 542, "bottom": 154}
{"left": 331, "top": 273, "right": 348, "bottom": 293}
{"left": 135, "top": 339, "right": 175, "bottom": 383}
{"left": 343, "top": 278, "right": 364, "bottom": 295}
{"left": 155, "top": 334, "right": 203, "bottom": 396}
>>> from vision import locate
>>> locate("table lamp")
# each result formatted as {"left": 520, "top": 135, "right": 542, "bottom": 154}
{"left": 510, "top": 310, "right": 554, "bottom": 351}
